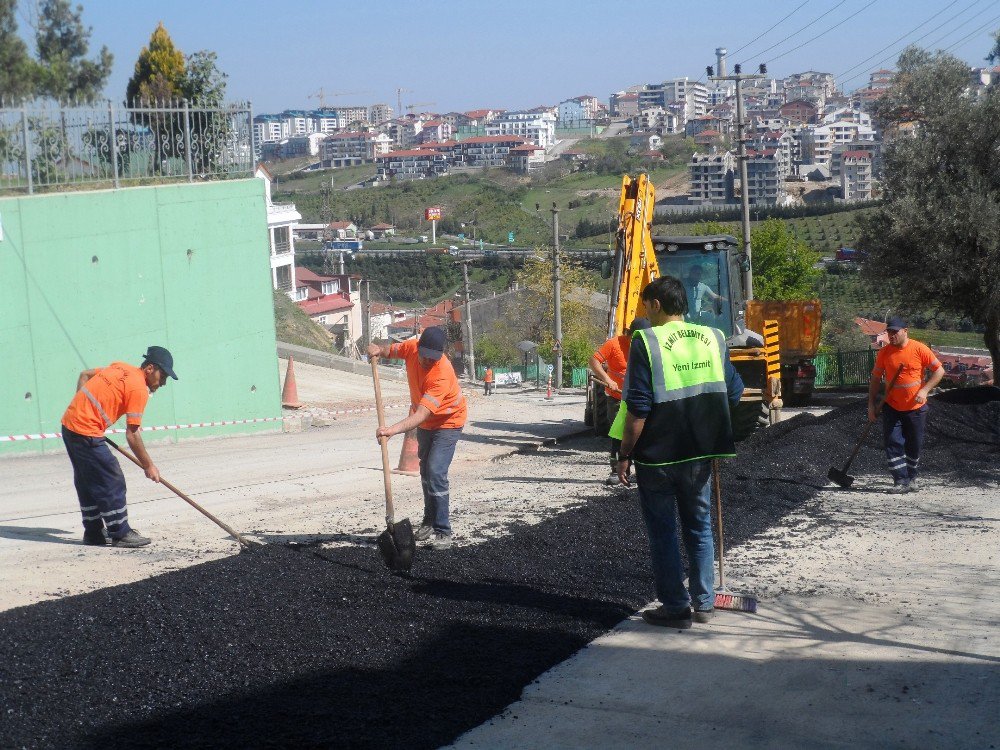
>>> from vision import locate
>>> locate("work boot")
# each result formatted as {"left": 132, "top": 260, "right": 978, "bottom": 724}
{"left": 413, "top": 524, "right": 433, "bottom": 542}
{"left": 112, "top": 529, "right": 151, "bottom": 548}
{"left": 693, "top": 607, "right": 716, "bottom": 623}
{"left": 887, "top": 480, "right": 909, "bottom": 494}
{"left": 82, "top": 528, "right": 109, "bottom": 546}
{"left": 641, "top": 606, "right": 692, "bottom": 629}
{"left": 907, "top": 479, "right": 920, "bottom": 492}
{"left": 604, "top": 471, "right": 621, "bottom": 486}
{"left": 430, "top": 532, "right": 453, "bottom": 550}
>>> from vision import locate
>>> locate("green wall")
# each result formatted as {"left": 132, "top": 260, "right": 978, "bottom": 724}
{"left": 0, "top": 180, "right": 282, "bottom": 455}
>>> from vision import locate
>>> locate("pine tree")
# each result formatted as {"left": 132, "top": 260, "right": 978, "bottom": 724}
{"left": 0, "top": 0, "right": 35, "bottom": 101}
{"left": 34, "top": 0, "right": 112, "bottom": 102}
{"left": 126, "top": 22, "right": 184, "bottom": 104}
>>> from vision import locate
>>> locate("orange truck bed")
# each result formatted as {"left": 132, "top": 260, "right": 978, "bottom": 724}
{"left": 745, "top": 299, "right": 822, "bottom": 361}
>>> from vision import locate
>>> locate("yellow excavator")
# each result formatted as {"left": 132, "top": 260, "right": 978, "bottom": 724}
{"left": 585, "top": 173, "right": 782, "bottom": 440}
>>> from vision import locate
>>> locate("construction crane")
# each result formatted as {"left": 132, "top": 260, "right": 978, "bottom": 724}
{"left": 308, "top": 88, "right": 372, "bottom": 108}
{"left": 395, "top": 87, "right": 413, "bottom": 114}
{"left": 405, "top": 102, "right": 437, "bottom": 113}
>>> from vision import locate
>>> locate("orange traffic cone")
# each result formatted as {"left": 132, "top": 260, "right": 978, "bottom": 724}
{"left": 393, "top": 405, "right": 421, "bottom": 475}
{"left": 281, "top": 356, "right": 304, "bottom": 409}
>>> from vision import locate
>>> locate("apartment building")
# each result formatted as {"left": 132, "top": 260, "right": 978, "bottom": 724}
{"left": 321, "top": 131, "right": 393, "bottom": 167}
{"left": 638, "top": 78, "right": 708, "bottom": 128}
{"left": 557, "top": 95, "right": 601, "bottom": 126}
{"left": 260, "top": 133, "right": 326, "bottom": 161}
{"left": 609, "top": 91, "right": 640, "bottom": 118}
{"left": 745, "top": 149, "right": 786, "bottom": 205}
{"left": 369, "top": 103, "right": 393, "bottom": 124}
{"left": 632, "top": 106, "right": 678, "bottom": 133}
{"left": 485, "top": 110, "right": 557, "bottom": 149}
{"left": 256, "top": 165, "right": 300, "bottom": 298}
{"left": 783, "top": 71, "right": 837, "bottom": 111}
{"left": 779, "top": 99, "right": 818, "bottom": 125}
{"left": 374, "top": 149, "right": 449, "bottom": 180}
{"left": 689, "top": 151, "right": 735, "bottom": 205}
{"left": 841, "top": 150, "right": 874, "bottom": 202}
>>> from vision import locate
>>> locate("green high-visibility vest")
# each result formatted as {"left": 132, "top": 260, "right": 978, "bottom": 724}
{"left": 610, "top": 320, "right": 735, "bottom": 465}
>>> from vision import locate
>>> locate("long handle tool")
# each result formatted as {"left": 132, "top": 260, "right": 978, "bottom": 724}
{"left": 106, "top": 436, "right": 255, "bottom": 550}
{"left": 827, "top": 364, "right": 904, "bottom": 489}
{"left": 371, "top": 357, "right": 415, "bottom": 573}
{"left": 712, "top": 459, "right": 757, "bottom": 613}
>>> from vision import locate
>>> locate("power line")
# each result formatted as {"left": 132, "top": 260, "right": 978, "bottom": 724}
{"left": 729, "top": 1, "right": 812, "bottom": 58}
{"left": 737, "top": 0, "right": 849, "bottom": 66}
{"left": 929, "top": 7, "right": 1000, "bottom": 51}
{"left": 943, "top": 11, "right": 1000, "bottom": 53}
{"left": 834, "top": 0, "right": 969, "bottom": 80}
{"left": 765, "top": 0, "right": 883, "bottom": 66}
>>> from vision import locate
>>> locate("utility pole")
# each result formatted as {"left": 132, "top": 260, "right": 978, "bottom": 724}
{"left": 551, "top": 203, "right": 563, "bottom": 390}
{"left": 361, "top": 279, "right": 371, "bottom": 352}
{"left": 709, "top": 62, "right": 765, "bottom": 300}
{"left": 461, "top": 261, "right": 476, "bottom": 382}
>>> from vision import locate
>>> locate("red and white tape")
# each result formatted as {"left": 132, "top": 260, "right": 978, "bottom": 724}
{"left": 1, "top": 404, "right": 410, "bottom": 443}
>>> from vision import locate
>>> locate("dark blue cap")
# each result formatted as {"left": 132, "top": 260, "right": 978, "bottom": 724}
{"left": 886, "top": 316, "right": 908, "bottom": 331}
{"left": 417, "top": 327, "right": 447, "bottom": 360}
{"left": 142, "top": 346, "right": 177, "bottom": 380}
{"left": 629, "top": 317, "right": 653, "bottom": 332}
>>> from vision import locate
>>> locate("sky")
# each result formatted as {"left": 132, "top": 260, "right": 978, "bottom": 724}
{"left": 25, "top": 0, "right": 1000, "bottom": 113}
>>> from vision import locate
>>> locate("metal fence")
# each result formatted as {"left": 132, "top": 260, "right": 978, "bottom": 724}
{"left": 814, "top": 349, "right": 878, "bottom": 388}
{"left": 0, "top": 100, "right": 254, "bottom": 194}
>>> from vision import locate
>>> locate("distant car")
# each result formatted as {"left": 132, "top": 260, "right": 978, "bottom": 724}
{"left": 448, "top": 245, "right": 459, "bottom": 253}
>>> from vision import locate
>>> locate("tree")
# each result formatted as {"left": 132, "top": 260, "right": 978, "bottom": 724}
{"left": 0, "top": 0, "right": 34, "bottom": 101}
{"left": 858, "top": 45, "right": 1000, "bottom": 368}
{"left": 125, "top": 22, "right": 184, "bottom": 104}
{"left": 748, "top": 219, "right": 821, "bottom": 300}
{"left": 34, "top": 0, "right": 112, "bottom": 102}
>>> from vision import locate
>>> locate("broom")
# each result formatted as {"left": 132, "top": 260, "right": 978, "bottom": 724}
{"left": 712, "top": 459, "right": 757, "bottom": 613}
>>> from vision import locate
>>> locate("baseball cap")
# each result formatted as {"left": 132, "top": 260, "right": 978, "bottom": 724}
{"left": 417, "top": 327, "right": 447, "bottom": 361}
{"left": 142, "top": 345, "right": 178, "bottom": 380}
{"left": 886, "top": 316, "right": 908, "bottom": 332}
{"left": 628, "top": 317, "right": 653, "bottom": 332}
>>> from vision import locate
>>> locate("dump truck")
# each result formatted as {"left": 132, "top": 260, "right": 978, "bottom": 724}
{"left": 745, "top": 299, "right": 822, "bottom": 405}
{"left": 585, "top": 174, "right": 784, "bottom": 440}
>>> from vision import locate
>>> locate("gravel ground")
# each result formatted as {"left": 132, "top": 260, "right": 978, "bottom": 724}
{"left": 1, "top": 390, "right": 998, "bottom": 749}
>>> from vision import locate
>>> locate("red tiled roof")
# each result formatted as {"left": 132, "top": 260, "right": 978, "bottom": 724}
{"left": 328, "top": 221, "right": 355, "bottom": 229}
{"left": 295, "top": 267, "right": 333, "bottom": 283}
{"left": 371, "top": 223, "right": 394, "bottom": 230}
{"left": 378, "top": 149, "right": 436, "bottom": 158}
{"left": 297, "top": 295, "right": 354, "bottom": 316}
{"left": 511, "top": 143, "right": 543, "bottom": 151}
{"left": 854, "top": 317, "right": 885, "bottom": 336}
{"left": 616, "top": 93, "right": 639, "bottom": 100}
{"left": 464, "top": 109, "right": 498, "bottom": 119}
{"left": 422, "top": 120, "right": 443, "bottom": 127}
{"left": 697, "top": 129, "right": 721, "bottom": 137}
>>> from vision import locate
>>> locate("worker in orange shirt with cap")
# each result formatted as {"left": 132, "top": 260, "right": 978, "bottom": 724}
{"left": 869, "top": 316, "right": 944, "bottom": 493}
{"left": 589, "top": 317, "right": 652, "bottom": 484}
{"left": 368, "top": 327, "right": 467, "bottom": 550}
{"left": 61, "top": 346, "right": 177, "bottom": 547}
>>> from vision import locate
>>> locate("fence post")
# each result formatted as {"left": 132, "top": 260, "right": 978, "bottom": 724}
{"left": 21, "top": 107, "right": 32, "bottom": 194}
{"left": 183, "top": 99, "right": 193, "bottom": 181}
{"left": 108, "top": 100, "right": 120, "bottom": 189}
{"left": 836, "top": 351, "right": 845, "bottom": 388}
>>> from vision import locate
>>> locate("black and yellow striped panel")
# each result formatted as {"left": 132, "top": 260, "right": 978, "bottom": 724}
{"left": 763, "top": 319, "right": 781, "bottom": 379}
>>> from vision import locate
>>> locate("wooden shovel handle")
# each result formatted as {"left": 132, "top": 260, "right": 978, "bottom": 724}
{"left": 370, "top": 357, "right": 395, "bottom": 526}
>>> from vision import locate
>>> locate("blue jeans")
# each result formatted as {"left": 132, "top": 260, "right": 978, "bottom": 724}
{"left": 882, "top": 404, "right": 928, "bottom": 482}
{"left": 635, "top": 459, "right": 715, "bottom": 612}
{"left": 62, "top": 427, "right": 133, "bottom": 539}
{"left": 416, "top": 427, "right": 462, "bottom": 535}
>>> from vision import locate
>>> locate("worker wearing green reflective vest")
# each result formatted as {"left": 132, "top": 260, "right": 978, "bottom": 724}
{"left": 610, "top": 275, "right": 744, "bottom": 629}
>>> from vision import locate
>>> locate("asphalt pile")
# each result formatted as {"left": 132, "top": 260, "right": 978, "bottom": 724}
{"left": 1, "top": 389, "right": 997, "bottom": 749}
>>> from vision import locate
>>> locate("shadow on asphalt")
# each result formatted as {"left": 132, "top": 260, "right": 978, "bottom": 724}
{"left": 0, "top": 525, "right": 80, "bottom": 545}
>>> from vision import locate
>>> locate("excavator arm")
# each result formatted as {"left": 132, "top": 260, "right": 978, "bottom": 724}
{"left": 608, "top": 174, "right": 660, "bottom": 338}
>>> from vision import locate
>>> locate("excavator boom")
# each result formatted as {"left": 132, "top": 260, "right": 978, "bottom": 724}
{"left": 609, "top": 174, "right": 659, "bottom": 337}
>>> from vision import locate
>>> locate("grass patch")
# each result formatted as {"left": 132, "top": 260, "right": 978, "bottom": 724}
{"left": 272, "top": 290, "right": 333, "bottom": 351}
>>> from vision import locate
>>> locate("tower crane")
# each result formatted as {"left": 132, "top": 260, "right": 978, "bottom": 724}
{"left": 395, "top": 87, "right": 413, "bottom": 114}
{"left": 405, "top": 102, "right": 437, "bottom": 114}
{"left": 308, "top": 88, "right": 372, "bottom": 108}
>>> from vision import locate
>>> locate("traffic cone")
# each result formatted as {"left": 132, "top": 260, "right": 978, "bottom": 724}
{"left": 393, "top": 428, "right": 421, "bottom": 476}
{"left": 281, "top": 356, "right": 304, "bottom": 409}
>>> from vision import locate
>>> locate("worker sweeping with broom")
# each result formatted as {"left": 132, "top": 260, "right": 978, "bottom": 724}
{"left": 368, "top": 327, "right": 467, "bottom": 550}
{"left": 610, "top": 276, "right": 744, "bottom": 629}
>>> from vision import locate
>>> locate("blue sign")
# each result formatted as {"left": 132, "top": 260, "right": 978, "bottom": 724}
{"left": 508, "top": 232, "right": 515, "bottom": 244}
{"left": 457, "top": 233, "right": 465, "bottom": 240}
{"left": 327, "top": 240, "right": 363, "bottom": 251}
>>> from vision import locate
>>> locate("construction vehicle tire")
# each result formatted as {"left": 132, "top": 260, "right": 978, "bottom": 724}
{"left": 584, "top": 392, "right": 594, "bottom": 427}
{"left": 593, "top": 386, "right": 611, "bottom": 437}
{"left": 731, "top": 399, "right": 769, "bottom": 441}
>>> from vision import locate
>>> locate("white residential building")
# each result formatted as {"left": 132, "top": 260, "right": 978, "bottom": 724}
{"left": 256, "top": 164, "right": 301, "bottom": 298}
{"left": 639, "top": 78, "right": 709, "bottom": 126}
{"left": 369, "top": 103, "right": 393, "bottom": 124}
{"left": 745, "top": 149, "right": 786, "bottom": 205}
{"left": 841, "top": 150, "right": 874, "bottom": 201}
{"left": 485, "top": 110, "right": 557, "bottom": 149}
{"left": 322, "top": 131, "right": 393, "bottom": 167}
{"left": 375, "top": 149, "right": 449, "bottom": 180}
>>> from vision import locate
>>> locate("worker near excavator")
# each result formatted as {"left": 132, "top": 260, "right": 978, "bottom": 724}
{"left": 685, "top": 265, "right": 725, "bottom": 321}
{"left": 611, "top": 275, "right": 743, "bottom": 629}
{"left": 61, "top": 346, "right": 177, "bottom": 548}
{"left": 868, "top": 316, "right": 944, "bottom": 494}
{"left": 368, "top": 327, "right": 467, "bottom": 550}
{"left": 589, "top": 317, "right": 652, "bottom": 485}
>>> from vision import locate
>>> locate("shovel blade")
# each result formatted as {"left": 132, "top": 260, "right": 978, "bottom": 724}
{"left": 377, "top": 517, "right": 415, "bottom": 572}
{"left": 827, "top": 467, "right": 854, "bottom": 488}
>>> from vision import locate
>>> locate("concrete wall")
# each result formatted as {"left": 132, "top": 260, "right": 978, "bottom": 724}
{"left": 1, "top": 180, "right": 282, "bottom": 455}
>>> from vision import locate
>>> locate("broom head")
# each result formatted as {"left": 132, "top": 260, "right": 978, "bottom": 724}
{"left": 715, "top": 591, "right": 758, "bottom": 613}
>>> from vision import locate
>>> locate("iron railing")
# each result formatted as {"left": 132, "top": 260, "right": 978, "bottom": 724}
{"left": 814, "top": 349, "right": 878, "bottom": 388}
{"left": 0, "top": 100, "right": 254, "bottom": 194}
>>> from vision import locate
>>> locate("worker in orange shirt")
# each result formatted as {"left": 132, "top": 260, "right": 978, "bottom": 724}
{"left": 869, "top": 317, "right": 944, "bottom": 493}
{"left": 483, "top": 366, "right": 495, "bottom": 396}
{"left": 61, "top": 346, "right": 177, "bottom": 547}
{"left": 367, "top": 327, "right": 467, "bottom": 550}
{"left": 589, "top": 317, "right": 652, "bottom": 484}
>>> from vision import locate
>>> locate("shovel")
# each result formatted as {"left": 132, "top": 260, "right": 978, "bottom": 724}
{"left": 827, "top": 364, "right": 903, "bottom": 489}
{"left": 371, "top": 356, "right": 415, "bottom": 573}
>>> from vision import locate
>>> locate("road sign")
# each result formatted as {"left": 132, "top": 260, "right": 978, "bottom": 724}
{"left": 547, "top": 364, "right": 554, "bottom": 374}
{"left": 508, "top": 231, "right": 515, "bottom": 244}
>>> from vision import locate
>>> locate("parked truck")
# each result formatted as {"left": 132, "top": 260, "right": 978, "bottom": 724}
{"left": 745, "top": 299, "right": 822, "bottom": 405}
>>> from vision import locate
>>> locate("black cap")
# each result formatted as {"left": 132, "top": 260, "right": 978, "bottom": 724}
{"left": 886, "top": 316, "right": 908, "bottom": 331}
{"left": 417, "top": 327, "right": 447, "bottom": 361}
{"left": 629, "top": 317, "right": 653, "bottom": 332}
{"left": 142, "top": 345, "right": 177, "bottom": 380}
